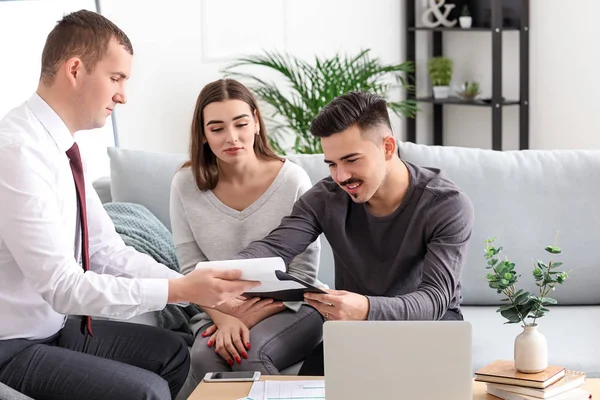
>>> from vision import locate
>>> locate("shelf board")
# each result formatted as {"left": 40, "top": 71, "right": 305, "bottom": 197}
{"left": 413, "top": 97, "right": 520, "bottom": 107}
{"left": 408, "top": 27, "right": 520, "bottom": 32}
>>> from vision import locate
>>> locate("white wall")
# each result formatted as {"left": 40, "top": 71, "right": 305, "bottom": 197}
{"left": 2, "top": 0, "right": 599, "bottom": 170}
{"left": 100, "top": 0, "right": 403, "bottom": 155}
{"left": 104, "top": 0, "right": 600, "bottom": 153}
{"left": 0, "top": 0, "right": 116, "bottom": 182}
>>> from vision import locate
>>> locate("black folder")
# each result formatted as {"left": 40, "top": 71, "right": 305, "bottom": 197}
{"left": 243, "top": 270, "right": 328, "bottom": 302}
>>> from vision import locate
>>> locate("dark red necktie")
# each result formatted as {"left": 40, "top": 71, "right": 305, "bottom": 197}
{"left": 66, "top": 143, "right": 94, "bottom": 337}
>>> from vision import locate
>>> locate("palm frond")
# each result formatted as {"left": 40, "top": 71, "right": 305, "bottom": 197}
{"left": 222, "top": 49, "right": 416, "bottom": 154}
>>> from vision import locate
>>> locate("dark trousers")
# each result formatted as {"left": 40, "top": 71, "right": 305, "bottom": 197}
{"left": 0, "top": 319, "right": 190, "bottom": 400}
{"left": 299, "top": 309, "right": 464, "bottom": 376}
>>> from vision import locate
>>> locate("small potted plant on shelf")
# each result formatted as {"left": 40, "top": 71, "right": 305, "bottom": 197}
{"left": 459, "top": 81, "right": 480, "bottom": 100}
{"left": 459, "top": 5, "right": 472, "bottom": 28}
{"left": 428, "top": 56, "right": 453, "bottom": 99}
{"left": 484, "top": 237, "right": 570, "bottom": 374}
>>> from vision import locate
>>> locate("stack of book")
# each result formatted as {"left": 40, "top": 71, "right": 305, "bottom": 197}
{"left": 475, "top": 360, "right": 591, "bottom": 400}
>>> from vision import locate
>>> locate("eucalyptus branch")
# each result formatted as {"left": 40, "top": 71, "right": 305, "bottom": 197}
{"left": 484, "top": 236, "right": 569, "bottom": 326}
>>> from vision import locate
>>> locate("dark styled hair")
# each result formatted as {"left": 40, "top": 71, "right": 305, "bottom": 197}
{"left": 310, "top": 91, "right": 392, "bottom": 138}
{"left": 40, "top": 10, "right": 133, "bottom": 85}
{"left": 183, "top": 79, "right": 283, "bottom": 191}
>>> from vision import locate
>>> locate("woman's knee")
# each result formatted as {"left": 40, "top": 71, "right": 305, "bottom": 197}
{"left": 189, "top": 336, "right": 226, "bottom": 380}
{"left": 241, "top": 306, "right": 324, "bottom": 372}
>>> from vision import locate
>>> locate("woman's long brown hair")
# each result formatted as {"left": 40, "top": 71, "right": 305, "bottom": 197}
{"left": 183, "top": 79, "right": 283, "bottom": 191}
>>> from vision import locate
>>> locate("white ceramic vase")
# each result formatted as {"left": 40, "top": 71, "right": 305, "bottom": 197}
{"left": 459, "top": 16, "right": 472, "bottom": 28}
{"left": 433, "top": 86, "right": 450, "bottom": 99}
{"left": 514, "top": 324, "right": 548, "bottom": 373}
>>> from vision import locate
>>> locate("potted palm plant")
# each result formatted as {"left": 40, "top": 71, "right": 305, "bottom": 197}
{"left": 222, "top": 49, "right": 417, "bottom": 154}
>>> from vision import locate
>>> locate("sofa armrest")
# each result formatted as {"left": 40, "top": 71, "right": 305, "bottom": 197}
{"left": 93, "top": 176, "right": 112, "bottom": 204}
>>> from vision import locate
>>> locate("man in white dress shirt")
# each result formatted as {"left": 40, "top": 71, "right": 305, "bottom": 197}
{"left": 0, "top": 10, "right": 258, "bottom": 400}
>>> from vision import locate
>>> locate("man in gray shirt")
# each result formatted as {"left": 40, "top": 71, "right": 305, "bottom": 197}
{"left": 235, "top": 91, "right": 474, "bottom": 374}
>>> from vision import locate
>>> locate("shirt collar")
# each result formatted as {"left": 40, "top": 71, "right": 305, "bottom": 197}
{"left": 26, "top": 93, "right": 75, "bottom": 153}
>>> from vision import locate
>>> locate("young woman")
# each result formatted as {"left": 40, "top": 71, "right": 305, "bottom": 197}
{"left": 170, "top": 79, "right": 323, "bottom": 391}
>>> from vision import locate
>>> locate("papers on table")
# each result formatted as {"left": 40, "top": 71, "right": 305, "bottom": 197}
{"left": 247, "top": 380, "right": 326, "bottom": 400}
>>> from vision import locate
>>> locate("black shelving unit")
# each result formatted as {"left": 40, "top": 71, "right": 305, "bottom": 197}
{"left": 404, "top": 0, "right": 529, "bottom": 150}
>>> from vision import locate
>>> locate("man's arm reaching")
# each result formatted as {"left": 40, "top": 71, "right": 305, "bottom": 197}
{"left": 235, "top": 189, "right": 324, "bottom": 276}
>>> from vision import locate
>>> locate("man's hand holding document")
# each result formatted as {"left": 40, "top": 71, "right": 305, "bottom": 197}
{"left": 194, "top": 257, "right": 327, "bottom": 302}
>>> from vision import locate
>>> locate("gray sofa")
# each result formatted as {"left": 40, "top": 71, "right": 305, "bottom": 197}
{"left": 95, "top": 142, "right": 600, "bottom": 378}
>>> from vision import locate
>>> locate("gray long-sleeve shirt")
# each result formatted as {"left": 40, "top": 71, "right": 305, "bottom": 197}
{"left": 237, "top": 161, "right": 474, "bottom": 321}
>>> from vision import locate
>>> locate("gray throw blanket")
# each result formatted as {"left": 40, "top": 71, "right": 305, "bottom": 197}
{"left": 103, "top": 202, "right": 201, "bottom": 342}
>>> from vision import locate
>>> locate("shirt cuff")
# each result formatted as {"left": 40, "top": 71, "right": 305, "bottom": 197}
{"left": 140, "top": 279, "right": 169, "bottom": 313}
{"left": 365, "top": 295, "right": 380, "bottom": 320}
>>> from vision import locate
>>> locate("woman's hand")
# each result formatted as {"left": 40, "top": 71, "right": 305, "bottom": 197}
{"left": 218, "top": 296, "right": 274, "bottom": 318}
{"left": 238, "top": 298, "right": 286, "bottom": 329}
{"left": 204, "top": 314, "right": 250, "bottom": 366}
{"left": 212, "top": 296, "right": 286, "bottom": 330}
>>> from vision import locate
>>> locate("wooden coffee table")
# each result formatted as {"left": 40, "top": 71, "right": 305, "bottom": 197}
{"left": 189, "top": 376, "right": 600, "bottom": 399}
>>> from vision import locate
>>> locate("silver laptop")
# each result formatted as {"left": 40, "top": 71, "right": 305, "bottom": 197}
{"left": 323, "top": 320, "right": 472, "bottom": 400}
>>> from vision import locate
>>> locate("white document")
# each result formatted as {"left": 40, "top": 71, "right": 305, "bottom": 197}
{"left": 263, "top": 380, "right": 326, "bottom": 399}
{"left": 194, "top": 257, "right": 309, "bottom": 293}
{"left": 247, "top": 381, "right": 265, "bottom": 399}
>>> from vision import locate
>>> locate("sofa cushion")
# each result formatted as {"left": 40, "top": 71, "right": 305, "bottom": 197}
{"left": 108, "top": 147, "right": 187, "bottom": 231}
{"left": 92, "top": 176, "right": 112, "bottom": 204}
{"left": 398, "top": 141, "right": 600, "bottom": 306}
{"left": 286, "top": 154, "right": 329, "bottom": 185}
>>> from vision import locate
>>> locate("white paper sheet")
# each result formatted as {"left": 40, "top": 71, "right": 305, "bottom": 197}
{"left": 247, "top": 380, "right": 265, "bottom": 399}
{"left": 194, "top": 257, "right": 308, "bottom": 293}
{"left": 264, "top": 380, "right": 326, "bottom": 399}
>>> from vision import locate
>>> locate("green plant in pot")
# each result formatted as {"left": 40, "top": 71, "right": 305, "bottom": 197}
{"left": 484, "top": 237, "right": 570, "bottom": 373}
{"left": 459, "top": 81, "right": 480, "bottom": 100}
{"left": 428, "top": 56, "right": 453, "bottom": 100}
{"left": 459, "top": 5, "right": 472, "bottom": 28}
{"left": 222, "top": 49, "right": 417, "bottom": 154}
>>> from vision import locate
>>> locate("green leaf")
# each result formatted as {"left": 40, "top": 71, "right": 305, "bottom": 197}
{"left": 500, "top": 308, "right": 522, "bottom": 324}
{"left": 545, "top": 246, "right": 562, "bottom": 254}
{"left": 550, "top": 262, "right": 563, "bottom": 268}
{"left": 497, "top": 304, "right": 516, "bottom": 312}
{"left": 557, "top": 272, "right": 569, "bottom": 283}
{"left": 514, "top": 291, "right": 531, "bottom": 305}
{"left": 536, "top": 261, "right": 548, "bottom": 269}
{"left": 488, "top": 258, "right": 499, "bottom": 266}
{"left": 496, "top": 262, "right": 508, "bottom": 276}
{"left": 542, "top": 297, "right": 558, "bottom": 305}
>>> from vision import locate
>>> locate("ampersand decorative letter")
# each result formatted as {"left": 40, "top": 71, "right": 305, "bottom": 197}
{"left": 421, "top": 0, "right": 457, "bottom": 28}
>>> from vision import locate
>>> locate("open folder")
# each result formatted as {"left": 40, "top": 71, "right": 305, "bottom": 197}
{"left": 194, "top": 257, "right": 327, "bottom": 302}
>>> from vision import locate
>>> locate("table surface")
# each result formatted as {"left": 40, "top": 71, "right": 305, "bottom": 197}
{"left": 189, "top": 376, "right": 599, "bottom": 399}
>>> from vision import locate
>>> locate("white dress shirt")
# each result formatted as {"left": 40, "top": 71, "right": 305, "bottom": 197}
{"left": 0, "top": 94, "right": 181, "bottom": 340}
